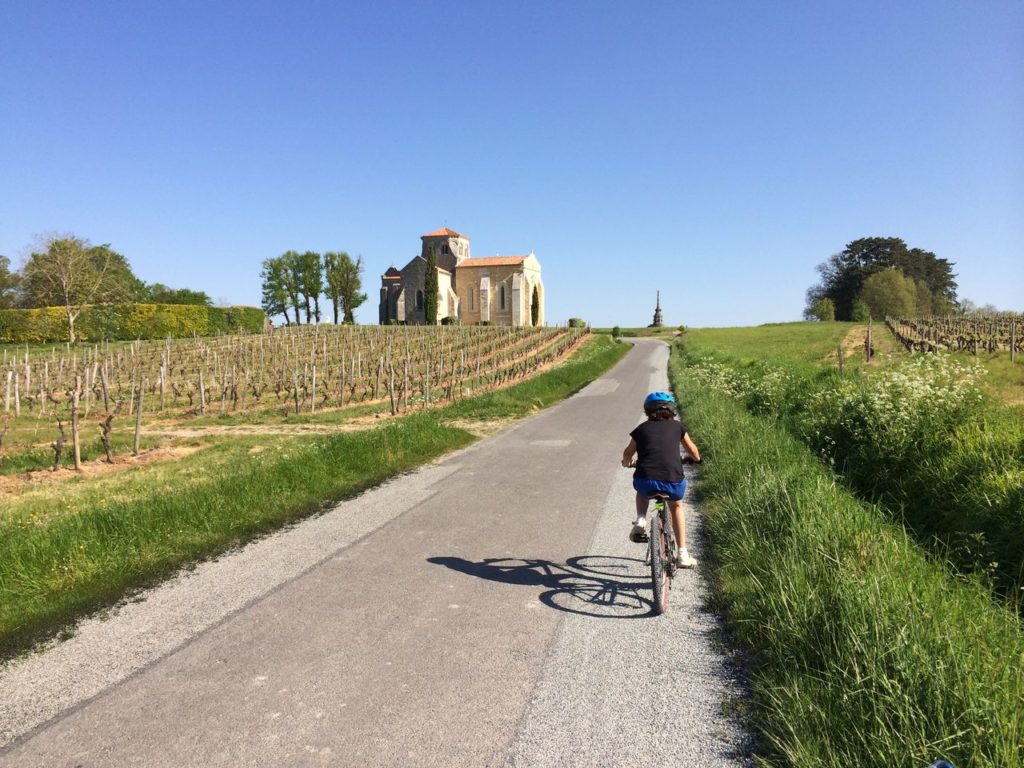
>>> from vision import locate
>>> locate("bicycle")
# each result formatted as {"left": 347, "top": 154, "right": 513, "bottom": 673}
{"left": 628, "top": 456, "right": 698, "bottom": 615}
{"left": 645, "top": 491, "right": 677, "bottom": 615}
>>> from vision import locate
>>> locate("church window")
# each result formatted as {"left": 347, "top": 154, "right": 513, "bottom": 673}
{"left": 500, "top": 285, "right": 506, "bottom": 310}
{"left": 468, "top": 288, "right": 474, "bottom": 310}
{"left": 416, "top": 290, "right": 424, "bottom": 311}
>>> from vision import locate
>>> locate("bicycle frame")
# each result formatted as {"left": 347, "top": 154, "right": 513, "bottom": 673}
{"left": 647, "top": 494, "right": 677, "bottom": 615}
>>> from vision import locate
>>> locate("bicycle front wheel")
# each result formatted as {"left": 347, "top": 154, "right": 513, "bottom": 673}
{"left": 649, "top": 510, "right": 671, "bottom": 614}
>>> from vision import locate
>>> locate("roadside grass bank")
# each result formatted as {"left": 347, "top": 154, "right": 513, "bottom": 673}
{"left": 679, "top": 327, "right": 1024, "bottom": 605}
{"left": 0, "top": 334, "right": 628, "bottom": 659}
{"left": 670, "top": 358, "right": 1024, "bottom": 768}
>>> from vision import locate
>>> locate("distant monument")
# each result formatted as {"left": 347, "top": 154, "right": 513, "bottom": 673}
{"left": 649, "top": 291, "right": 664, "bottom": 328}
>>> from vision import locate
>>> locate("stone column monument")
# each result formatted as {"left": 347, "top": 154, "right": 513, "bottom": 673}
{"left": 649, "top": 291, "right": 664, "bottom": 328}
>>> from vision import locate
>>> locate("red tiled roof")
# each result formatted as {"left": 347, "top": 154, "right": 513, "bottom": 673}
{"left": 459, "top": 256, "right": 529, "bottom": 267}
{"left": 421, "top": 227, "right": 467, "bottom": 239}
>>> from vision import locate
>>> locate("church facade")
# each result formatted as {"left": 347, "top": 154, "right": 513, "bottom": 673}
{"left": 379, "top": 228, "right": 545, "bottom": 326}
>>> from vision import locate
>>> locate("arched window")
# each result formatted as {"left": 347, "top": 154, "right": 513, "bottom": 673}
{"left": 416, "top": 290, "right": 424, "bottom": 311}
{"left": 468, "top": 288, "right": 474, "bottom": 310}
{"left": 499, "top": 285, "right": 506, "bottom": 310}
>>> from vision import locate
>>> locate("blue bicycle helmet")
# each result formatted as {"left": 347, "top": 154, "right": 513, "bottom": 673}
{"left": 643, "top": 391, "right": 677, "bottom": 415}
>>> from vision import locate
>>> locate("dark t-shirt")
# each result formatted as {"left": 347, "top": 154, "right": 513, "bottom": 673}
{"left": 630, "top": 418, "right": 688, "bottom": 483}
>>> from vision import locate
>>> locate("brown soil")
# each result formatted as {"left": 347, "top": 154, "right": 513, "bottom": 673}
{"left": 0, "top": 446, "right": 202, "bottom": 496}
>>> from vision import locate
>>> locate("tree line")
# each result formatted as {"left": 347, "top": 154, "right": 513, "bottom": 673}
{"left": 260, "top": 250, "right": 366, "bottom": 326}
{"left": 804, "top": 237, "right": 959, "bottom": 321}
{"left": 0, "top": 234, "right": 211, "bottom": 342}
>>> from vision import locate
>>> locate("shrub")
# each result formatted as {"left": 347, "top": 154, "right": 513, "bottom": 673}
{"left": 568, "top": 317, "right": 586, "bottom": 328}
{"left": 0, "top": 304, "right": 265, "bottom": 342}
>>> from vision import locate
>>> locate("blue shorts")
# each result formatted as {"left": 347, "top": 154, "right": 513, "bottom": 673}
{"left": 633, "top": 478, "right": 687, "bottom": 501}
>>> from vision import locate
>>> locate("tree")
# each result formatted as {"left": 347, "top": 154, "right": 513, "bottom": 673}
{"left": 850, "top": 299, "right": 871, "bottom": 322}
{"left": 805, "top": 237, "right": 957, "bottom": 320}
{"left": 260, "top": 256, "right": 293, "bottom": 325}
{"left": 913, "top": 279, "right": 934, "bottom": 317}
{"left": 0, "top": 255, "right": 19, "bottom": 308}
{"left": 324, "top": 251, "right": 360, "bottom": 324}
{"left": 424, "top": 246, "right": 438, "bottom": 325}
{"left": 334, "top": 253, "right": 366, "bottom": 323}
{"left": 805, "top": 296, "right": 835, "bottom": 321}
{"left": 20, "top": 236, "right": 142, "bottom": 342}
{"left": 278, "top": 251, "right": 306, "bottom": 324}
{"left": 531, "top": 285, "right": 540, "bottom": 326}
{"left": 299, "top": 251, "right": 323, "bottom": 323}
{"left": 859, "top": 269, "right": 917, "bottom": 320}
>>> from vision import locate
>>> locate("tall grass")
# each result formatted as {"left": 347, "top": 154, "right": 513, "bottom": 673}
{"left": 671, "top": 357, "right": 1024, "bottom": 767}
{"left": 0, "top": 334, "right": 628, "bottom": 658}
{"left": 679, "top": 342, "right": 1024, "bottom": 603}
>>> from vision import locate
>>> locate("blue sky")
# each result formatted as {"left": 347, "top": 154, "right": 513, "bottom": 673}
{"left": 1, "top": 1, "right": 1021, "bottom": 327}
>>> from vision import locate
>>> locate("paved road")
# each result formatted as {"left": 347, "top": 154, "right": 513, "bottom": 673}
{"left": 0, "top": 339, "right": 748, "bottom": 767}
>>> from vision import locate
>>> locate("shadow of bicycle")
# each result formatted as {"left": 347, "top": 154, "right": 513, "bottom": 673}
{"left": 427, "top": 555, "right": 656, "bottom": 618}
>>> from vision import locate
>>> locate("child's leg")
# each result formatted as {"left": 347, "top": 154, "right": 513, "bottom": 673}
{"left": 635, "top": 492, "right": 650, "bottom": 519}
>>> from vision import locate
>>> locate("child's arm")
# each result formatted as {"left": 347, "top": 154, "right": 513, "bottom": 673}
{"left": 681, "top": 432, "right": 701, "bottom": 463}
{"left": 621, "top": 438, "right": 638, "bottom": 468}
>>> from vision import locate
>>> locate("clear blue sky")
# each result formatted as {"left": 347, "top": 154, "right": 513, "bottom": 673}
{"left": 2, "top": 1, "right": 1021, "bottom": 327}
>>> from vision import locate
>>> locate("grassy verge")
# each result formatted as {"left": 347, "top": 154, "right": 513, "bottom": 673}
{"left": 0, "top": 334, "right": 628, "bottom": 659}
{"left": 680, "top": 327, "right": 1024, "bottom": 604}
{"left": 671, "top": 356, "right": 1024, "bottom": 768}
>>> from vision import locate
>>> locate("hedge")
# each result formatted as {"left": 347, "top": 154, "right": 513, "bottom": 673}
{"left": 0, "top": 304, "right": 265, "bottom": 343}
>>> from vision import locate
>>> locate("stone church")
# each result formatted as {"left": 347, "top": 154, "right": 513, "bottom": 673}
{"left": 378, "top": 227, "right": 545, "bottom": 326}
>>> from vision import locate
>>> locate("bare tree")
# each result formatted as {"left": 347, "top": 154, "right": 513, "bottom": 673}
{"left": 20, "top": 235, "right": 141, "bottom": 342}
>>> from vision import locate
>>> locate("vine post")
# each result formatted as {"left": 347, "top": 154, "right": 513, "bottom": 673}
{"left": 72, "top": 375, "right": 82, "bottom": 471}
{"left": 133, "top": 377, "right": 145, "bottom": 455}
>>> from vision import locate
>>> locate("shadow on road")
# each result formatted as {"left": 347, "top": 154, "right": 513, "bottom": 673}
{"left": 427, "top": 555, "right": 655, "bottom": 618}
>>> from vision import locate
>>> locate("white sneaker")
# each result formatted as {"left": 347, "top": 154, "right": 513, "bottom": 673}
{"left": 676, "top": 549, "right": 696, "bottom": 569}
{"left": 629, "top": 516, "right": 648, "bottom": 542}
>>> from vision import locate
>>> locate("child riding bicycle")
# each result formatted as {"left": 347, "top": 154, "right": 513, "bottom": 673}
{"left": 621, "top": 391, "right": 701, "bottom": 568}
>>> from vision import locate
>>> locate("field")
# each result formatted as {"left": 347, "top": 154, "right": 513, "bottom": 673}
{"left": 0, "top": 326, "right": 627, "bottom": 657}
{"left": 671, "top": 321, "right": 1024, "bottom": 767}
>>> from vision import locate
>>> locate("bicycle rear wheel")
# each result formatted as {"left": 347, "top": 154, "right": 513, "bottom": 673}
{"left": 649, "top": 508, "right": 671, "bottom": 614}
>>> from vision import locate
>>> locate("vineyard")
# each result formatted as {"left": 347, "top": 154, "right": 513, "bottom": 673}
{"left": 886, "top": 313, "right": 1022, "bottom": 360}
{"left": 0, "top": 325, "right": 589, "bottom": 468}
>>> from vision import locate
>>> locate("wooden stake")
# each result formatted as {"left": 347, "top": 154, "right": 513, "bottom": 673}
{"left": 72, "top": 375, "right": 82, "bottom": 471}
{"left": 133, "top": 378, "right": 145, "bottom": 455}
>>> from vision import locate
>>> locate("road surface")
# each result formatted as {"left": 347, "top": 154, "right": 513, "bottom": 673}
{"left": 0, "top": 338, "right": 749, "bottom": 767}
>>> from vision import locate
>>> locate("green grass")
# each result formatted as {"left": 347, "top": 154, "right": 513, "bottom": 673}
{"left": 0, "top": 333, "right": 627, "bottom": 659}
{"left": 672, "top": 355, "right": 1024, "bottom": 768}
{"left": 678, "top": 324, "right": 1024, "bottom": 604}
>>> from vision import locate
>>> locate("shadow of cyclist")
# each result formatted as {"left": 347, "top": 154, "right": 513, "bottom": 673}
{"left": 426, "top": 555, "right": 656, "bottom": 618}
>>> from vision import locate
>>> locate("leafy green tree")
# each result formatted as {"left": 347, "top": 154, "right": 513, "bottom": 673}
{"left": 859, "top": 269, "right": 918, "bottom": 320}
{"left": 324, "top": 251, "right": 349, "bottom": 324}
{"left": 0, "top": 255, "right": 19, "bottom": 308}
{"left": 914, "top": 279, "right": 934, "bottom": 317}
{"left": 850, "top": 299, "right": 871, "bottom": 322}
{"left": 531, "top": 285, "right": 540, "bottom": 326}
{"left": 20, "top": 236, "right": 142, "bottom": 342}
{"left": 424, "top": 246, "right": 438, "bottom": 324}
{"left": 806, "top": 237, "right": 957, "bottom": 320}
{"left": 805, "top": 296, "right": 836, "bottom": 322}
{"left": 260, "top": 256, "right": 293, "bottom": 325}
{"left": 299, "top": 251, "right": 323, "bottom": 323}
{"left": 328, "top": 252, "right": 367, "bottom": 323}
{"left": 279, "top": 251, "right": 306, "bottom": 324}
